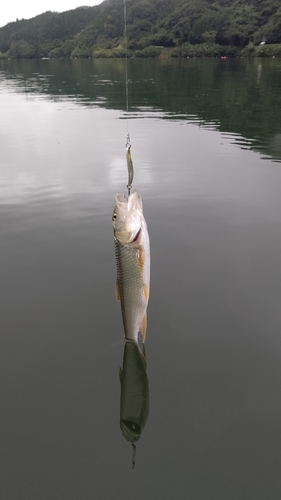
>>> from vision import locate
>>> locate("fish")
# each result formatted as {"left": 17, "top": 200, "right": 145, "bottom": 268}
{"left": 112, "top": 189, "right": 150, "bottom": 343}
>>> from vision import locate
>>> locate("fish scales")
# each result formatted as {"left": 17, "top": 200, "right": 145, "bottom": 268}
{"left": 115, "top": 238, "right": 145, "bottom": 339}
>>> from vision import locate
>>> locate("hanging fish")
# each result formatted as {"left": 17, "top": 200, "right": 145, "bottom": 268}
{"left": 119, "top": 341, "right": 149, "bottom": 446}
{"left": 112, "top": 190, "right": 150, "bottom": 343}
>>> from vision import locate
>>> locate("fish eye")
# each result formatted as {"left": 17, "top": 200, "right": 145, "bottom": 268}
{"left": 112, "top": 213, "right": 117, "bottom": 222}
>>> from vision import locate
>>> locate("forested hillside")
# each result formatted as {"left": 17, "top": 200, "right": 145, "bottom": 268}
{"left": 0, "top": 0, "right": 281, "bottom": 59}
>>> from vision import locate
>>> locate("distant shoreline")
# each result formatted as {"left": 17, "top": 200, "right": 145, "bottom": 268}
{"left": 1, "top": 43, "right": 281, "bottom": 60}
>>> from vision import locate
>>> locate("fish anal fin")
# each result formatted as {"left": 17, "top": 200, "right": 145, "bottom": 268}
{"left": 140, "top": 311, "right": 147, "bottom": 343}
{"left": 115, "top": 280, "right": 120, "bottom": 301}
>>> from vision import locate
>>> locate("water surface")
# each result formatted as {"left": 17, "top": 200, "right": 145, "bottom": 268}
{"left": 1, "top": 59, "right": 281, "bottom": 499}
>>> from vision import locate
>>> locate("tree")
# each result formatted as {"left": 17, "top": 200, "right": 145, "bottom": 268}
{"left": 8, "top": 40, "right": 36, "bottom": 58}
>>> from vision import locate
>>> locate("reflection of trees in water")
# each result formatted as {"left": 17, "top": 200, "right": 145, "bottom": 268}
{"left": 270, "top": 134, "right": 281, "bottom": 158}
{"left": 1, "top": 58, "right": 281, "bottom": 161}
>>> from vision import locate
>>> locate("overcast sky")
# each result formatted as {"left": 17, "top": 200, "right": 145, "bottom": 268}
{"left": 1, "top": 1, "right": 103, "bottom": 28}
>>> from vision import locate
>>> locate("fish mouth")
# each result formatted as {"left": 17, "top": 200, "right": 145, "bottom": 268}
{"left": 115, "top": 193, "right": 127, "bottom": 204}
{"left": 120, "top": 419, "right": 141, "bottom": 442}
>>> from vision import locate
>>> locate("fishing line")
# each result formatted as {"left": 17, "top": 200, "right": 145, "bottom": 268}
{"left": 123, "top": 0, "right": 134, "bottom": 198}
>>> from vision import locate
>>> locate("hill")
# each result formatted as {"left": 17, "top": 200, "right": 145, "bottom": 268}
{"left": 0, "top": 0, "right": 281, "bottom": 58}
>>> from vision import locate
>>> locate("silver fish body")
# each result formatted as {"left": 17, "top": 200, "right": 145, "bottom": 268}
{"left": 112, "top": 190, "right": 150, "bottom": 343}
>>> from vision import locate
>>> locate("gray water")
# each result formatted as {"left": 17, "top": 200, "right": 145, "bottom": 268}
{"left": 1, "top": 58, "right": 281, "bottom": 499}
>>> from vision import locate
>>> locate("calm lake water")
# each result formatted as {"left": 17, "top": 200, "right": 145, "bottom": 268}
{"left": 1, "top": 58, "right": 281, "bottom": 499}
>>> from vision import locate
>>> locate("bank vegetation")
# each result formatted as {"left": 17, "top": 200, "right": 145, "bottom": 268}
{"left": 0, "top": 0, "right": 280, "bottom": 59}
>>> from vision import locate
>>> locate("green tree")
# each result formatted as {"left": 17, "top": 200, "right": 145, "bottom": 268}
{"left": 8, "top": 39, "right": 36, "bottom": 58}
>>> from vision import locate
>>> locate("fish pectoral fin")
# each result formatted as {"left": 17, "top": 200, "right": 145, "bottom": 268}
{"left": 119, "top": 367, "right": 123, "bottom": 383}
{"left": 139, "top": 311, "right": 147, "bottom": 343}
{"left": 115, "top": 280, "right": 120, "bottom": 301}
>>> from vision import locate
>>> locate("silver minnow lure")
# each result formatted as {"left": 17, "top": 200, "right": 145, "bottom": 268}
{"left": 126, "top": 145, "right": 134, "bottom": 189}
{"left": 112, "top": 189, "right": 150, "bottom": 343}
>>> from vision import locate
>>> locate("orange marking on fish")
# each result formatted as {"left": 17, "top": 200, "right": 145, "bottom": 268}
{"left": 143, "top": 284, "right": 150, "bottom": 301}
{"left": 140, "top": 312, "right": 147, "bottom": 343}
{"left": 138, "top": 245, "right": 145, "bottom": 272}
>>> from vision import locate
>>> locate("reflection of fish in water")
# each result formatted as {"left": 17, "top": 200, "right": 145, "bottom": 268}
{"left": 112, "top": 190, "right": 150, "bottom": 343}
{"left": 119, "top": 341, "right": 149, "bottom": 467}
